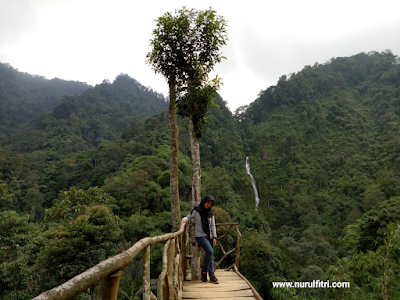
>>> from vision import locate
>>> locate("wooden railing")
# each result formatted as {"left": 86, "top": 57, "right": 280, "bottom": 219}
{"left": 214, "top": 222, "right": 242, "bottom": 271}
{"left": 32, "top": 222, "right": 189, "bottom": 300}
{"left": 31, "top": 222, "right": 242, "bottom": 300}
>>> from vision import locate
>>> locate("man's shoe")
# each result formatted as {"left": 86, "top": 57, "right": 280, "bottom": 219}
{"left": 201, "top": 272, "right": 208, "bottom": 282}
{"left": 209, "top": 274, "right": 219, "bottom": 284}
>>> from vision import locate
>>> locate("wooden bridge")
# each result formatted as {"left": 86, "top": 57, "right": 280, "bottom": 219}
{"left": 31, "top": 222, "right": 262, "bottom": 300}
{"left": 183, "top": 269, "right": 259, "bottom": 300}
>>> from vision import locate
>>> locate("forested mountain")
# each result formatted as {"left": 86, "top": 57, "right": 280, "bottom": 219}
{"left": 0, "top": 87, "right": 250, "bottom": 299}
{"left": 240, "top": 50, "right": 399, "bottom": 213}
{"left": 3, "top": 72, "right": 168, "bottom": 154}
{"left": 240, "top": 50, "right": 400, "bottom": 220}
{"left": 1, "top": 50, "right": 400, "bottom": 299}
{"left": 0, "top": 62, "right": 90, "bottom": 139}
{"left": 236, "top": 50, "right": 400, "bottom": 298}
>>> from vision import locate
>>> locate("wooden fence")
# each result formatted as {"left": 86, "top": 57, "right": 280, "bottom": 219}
{"left": 31, "top": 222, "right": 242, "bottom": 300}
{"left": 213, "top": 222, "right": 242, "bottom": 271}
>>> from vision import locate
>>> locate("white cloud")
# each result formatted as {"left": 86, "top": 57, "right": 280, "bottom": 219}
{"left": 0, "top": 0, "right": 399, "bottom": 111}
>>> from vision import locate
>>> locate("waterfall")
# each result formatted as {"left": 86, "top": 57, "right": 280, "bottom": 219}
{"left": 245, "top": 156, "right": 260, "bottom": 210}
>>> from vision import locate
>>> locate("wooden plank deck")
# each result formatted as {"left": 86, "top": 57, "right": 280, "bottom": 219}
{"left": 182, "top": 269, "right": 257, "bottom": 300}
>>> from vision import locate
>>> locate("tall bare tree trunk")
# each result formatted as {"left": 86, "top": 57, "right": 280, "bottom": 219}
{"left": 188, "top": 115, "right": 201, "bottom": 280}
{"left": 169, "top": 82, "right": 181, "bottom": 232}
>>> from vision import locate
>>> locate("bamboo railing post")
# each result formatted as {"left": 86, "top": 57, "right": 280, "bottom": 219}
{"left": 184, "top": 224, "right": 189, "bottom": 279}
{"left": 174, "top": 238, "right": 183, "bottom": 300}
{"left": 96, "top": 270, "right": 121, "bottom": 300}
{"left": 190, "top": 223, "right": 201, "bottom": 280}
{"left": 235, "top": 224, "right": 242, "bottom": 270}
{"left": 180, "top": 225, "right": 187, "bottom": 280}
{"left": 143, "top": 245, "right": 151, "bottom": 300}
{"left": 167, "top": 238, "right": 176, "bottom": 299}
{"left": 158, "top": 240, "right": 170, "bottom": 300}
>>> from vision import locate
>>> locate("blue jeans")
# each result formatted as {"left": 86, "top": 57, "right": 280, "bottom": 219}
{"left": 196, "top": 236, "right": 215, "bottom": 275}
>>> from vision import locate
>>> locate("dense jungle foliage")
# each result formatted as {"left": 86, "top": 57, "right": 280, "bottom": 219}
{"left": 1, "top": 50, "right": 400, "bottom": 299}
{"left": 0, "top": 62, "right": 90, "bottom": 140}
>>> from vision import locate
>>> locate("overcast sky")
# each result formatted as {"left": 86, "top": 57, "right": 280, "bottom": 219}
{"left": 1, "top": 0, "right": 399, "bottom": 112}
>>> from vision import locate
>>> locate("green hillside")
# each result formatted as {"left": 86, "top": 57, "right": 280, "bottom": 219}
{"left": 0, "top": 62, "right": 90, "bottom": 139}
{"left": 1, "top": 50, "right": 400, "bottom": 299}
{"left": 242, "top": 50, "right": 400, "bottom": 219}
{"left": 5, "top": 73, "right": 168, "bottom": 154}
{"left": 238, "top": 50, "right": 400, "bottom": 298}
